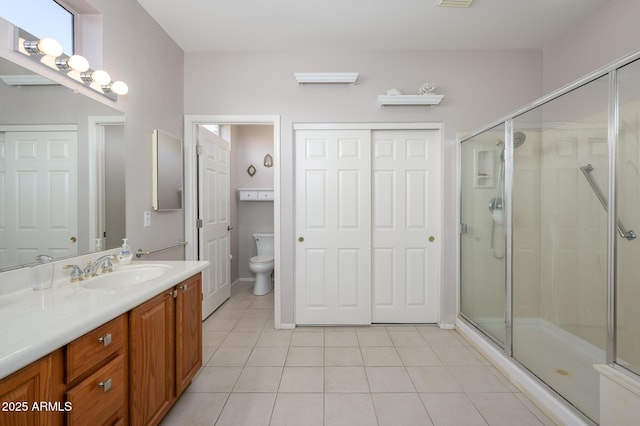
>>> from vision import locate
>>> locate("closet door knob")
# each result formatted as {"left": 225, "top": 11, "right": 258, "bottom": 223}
{"left": 428, "top": 236, "right": 435, "bottom": 243}
{"left": 298, "top": 237, "right": 304, "bottom": 242}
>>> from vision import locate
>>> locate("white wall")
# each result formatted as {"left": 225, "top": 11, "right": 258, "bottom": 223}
{"left": 542, "top": 0, "right": 640, "bottom": 93}
{"left": 185, "top": 49, "right": 543, "bottom": 325}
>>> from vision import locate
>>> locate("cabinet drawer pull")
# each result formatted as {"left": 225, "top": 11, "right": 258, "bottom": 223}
{"left": 98, "top": 333, "right": 112, "bottom": 347}
{"left": 169, "top": 289, "right": 177, "bottom": 298}
{"left": 98, "top": 378, "right": 112, "bottom": 393}
{"left": 180, "top": 284, "right": 188, "bottom": 292}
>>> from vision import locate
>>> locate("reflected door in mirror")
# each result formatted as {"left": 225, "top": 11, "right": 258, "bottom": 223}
{"left": 0, "top": 130, "right": 78, "bottom": 268}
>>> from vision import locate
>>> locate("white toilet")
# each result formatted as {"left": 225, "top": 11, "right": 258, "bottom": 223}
{"left": 248, "top": 233, "right": 274, "bottom": 295}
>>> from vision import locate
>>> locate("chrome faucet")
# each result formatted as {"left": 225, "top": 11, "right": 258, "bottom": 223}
{"left": 63, "top": 265, "right": 84, "bottom": 282}
{"left": 85, "top": 255, "right": 115, "bottom": 277}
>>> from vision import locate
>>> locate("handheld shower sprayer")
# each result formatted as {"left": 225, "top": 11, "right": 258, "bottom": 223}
{"left": 488, "top": 131, "right": 527, "bottom": 258}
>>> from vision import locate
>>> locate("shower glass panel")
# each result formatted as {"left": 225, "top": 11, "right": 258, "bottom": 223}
{"left": 616, "top": 59, "right": 640, "bottom": 376}
{"left": 512, "top": 76, "right": 609, "bottom": 423}
{"left": 460, "top": 124, "right": 506, "bottom": 345}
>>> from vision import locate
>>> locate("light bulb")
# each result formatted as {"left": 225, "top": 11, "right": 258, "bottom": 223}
{"left": 110, "top": 81, "right": 128, "bottom": 95}
{"left": 67, "top": 55, "right": 89, "bottom": 72}
{"left": 36, "top": 38, "right": 63, "bottom": 57}
{"left": 91, "top": 69, "right": 111, "bottom": 86}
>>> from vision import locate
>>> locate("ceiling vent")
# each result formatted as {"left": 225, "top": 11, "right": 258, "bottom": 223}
{"left": 436, "top": 0, "right": 473, "bottom": 8}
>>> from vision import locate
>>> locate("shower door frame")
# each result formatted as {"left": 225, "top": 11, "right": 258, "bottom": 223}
{"left": 457, "top": 49, "right": 640, "bottom": 419}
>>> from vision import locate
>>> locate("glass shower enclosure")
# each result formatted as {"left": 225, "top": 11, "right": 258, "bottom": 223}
{"left": 459, "top": 53, "right": 640, "bottom": 424}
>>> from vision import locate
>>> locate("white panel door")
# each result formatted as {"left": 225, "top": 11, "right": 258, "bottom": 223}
{"left": 372, "top": 129, "right": 441, "bottom": 323}
{"left": 295, "top": 130, "right": 371, "bottom": 325}
{"left": 198, "top": 126, "right": 231, "bottom": 319}
{"left": 2, "top": 131, "right": 78, "bottom": 267}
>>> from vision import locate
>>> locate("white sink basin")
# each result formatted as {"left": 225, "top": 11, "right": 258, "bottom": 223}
{"left": 82, "top": 264, "right": 173, "bottom": 290}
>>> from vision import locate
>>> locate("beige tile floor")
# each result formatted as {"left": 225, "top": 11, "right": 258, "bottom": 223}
{"left": 161, "top": 282, "right": 556, "bottom": 426}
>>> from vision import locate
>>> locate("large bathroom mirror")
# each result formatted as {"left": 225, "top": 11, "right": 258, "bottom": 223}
{"left": 152, "top": 129, "right": 183, "bottom": 211}
{"left": 0, "top": 56, "right": 126, "bottom": 271}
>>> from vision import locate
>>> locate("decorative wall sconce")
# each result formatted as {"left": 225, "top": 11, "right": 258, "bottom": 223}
{"left": 247, "top": 165, "right": 256, "bottom": 177}
{"left": 263, "top": 154, "right": 273, "bottom": 168}
{"left": 14, "top": 27, "right": 128, "bottom": 100}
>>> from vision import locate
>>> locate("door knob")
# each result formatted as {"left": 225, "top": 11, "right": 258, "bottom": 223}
{"left": 298, "top": 237, "right": 304, "bottom": 242}
{"left": 428, "top": 235, "right": 435, "bottom": 243}
{"left": 69, "top": 236, "right": 77, "bottom": 243}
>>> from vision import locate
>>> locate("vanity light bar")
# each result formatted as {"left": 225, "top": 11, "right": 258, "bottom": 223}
{"left": 14, "top": 27, "right": 128, "bottom": 100}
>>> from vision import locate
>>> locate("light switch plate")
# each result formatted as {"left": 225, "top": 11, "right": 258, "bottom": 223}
{"left": 144, "top": 211, "right": 151, "bottom": 227}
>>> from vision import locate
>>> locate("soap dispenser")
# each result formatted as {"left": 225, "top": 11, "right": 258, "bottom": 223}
{"left": 117, "top": 238, "right": 133, "bottom": 265}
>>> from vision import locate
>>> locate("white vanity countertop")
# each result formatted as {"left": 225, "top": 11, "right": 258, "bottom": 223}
{"left": 0, "top": 260, "right": 209, "bottom": 379}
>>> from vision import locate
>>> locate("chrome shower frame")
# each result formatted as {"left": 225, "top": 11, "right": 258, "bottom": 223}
{"left": 458, "top": 49, "right": 640, "bottom": 372}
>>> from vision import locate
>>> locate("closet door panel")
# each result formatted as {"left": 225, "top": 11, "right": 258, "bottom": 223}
{"left": 372, "top": 129, "right": 441, "bottom": 323}
{"left": 295, "top": 130, "right": 371, "bottom": 325}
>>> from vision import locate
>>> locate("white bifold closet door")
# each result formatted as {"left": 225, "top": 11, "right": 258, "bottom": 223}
{"left": 295, "top": 130, "right": 372, "bottom": 325}
{"left": 295, "top": 128, "right": 441, "bottom": 325}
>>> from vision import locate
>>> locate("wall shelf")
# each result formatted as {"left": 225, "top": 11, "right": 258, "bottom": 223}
{"left": 294, "top": 72, "right": 359, "bottom": 84}
{"left": 377, "top": 94, "right": 444, "bottom": 106}
{"left": 238, "top": 188, "right": 274, "bottom": 201}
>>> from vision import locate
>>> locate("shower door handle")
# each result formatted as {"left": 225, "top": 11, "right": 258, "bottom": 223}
{"left": 580, "top": 164, "right": 637, "bottom": 240}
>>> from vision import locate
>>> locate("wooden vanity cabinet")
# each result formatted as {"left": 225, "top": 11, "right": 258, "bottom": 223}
{"left": 63, "top": 314, "right": 128, "bottom": 426}
{"left": 0, "top": 272, "right": 202, "bottom": 426}
{"left": 129, "top": 273, "right": 202, "bottom": 426}
{"left": 0, "top": 350, "right": 61, "bottom": 426}
{"left": 0, "top": 314, "right": 128, "bottom": 426}
{"left": 175, "top": 274, "right": 203, "bottom": 396}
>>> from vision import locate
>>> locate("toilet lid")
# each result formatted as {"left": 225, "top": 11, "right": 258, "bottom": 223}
{"left": 250, "top": 255, "right": 273, "bottom": 264}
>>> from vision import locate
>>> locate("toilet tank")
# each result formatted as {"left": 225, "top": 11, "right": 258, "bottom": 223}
{"left": 253, "top": 233, "right": 274, "bottom": 256}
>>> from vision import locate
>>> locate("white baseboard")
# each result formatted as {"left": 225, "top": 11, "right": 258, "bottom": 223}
{"left": 279, "top": 323, "right": 295, "bottom": 330}
{"left": 231, "top": 278, "right": 255, "bottom": 287}
{"left": 438, "top": 322, "right": 455, "bottom": 330}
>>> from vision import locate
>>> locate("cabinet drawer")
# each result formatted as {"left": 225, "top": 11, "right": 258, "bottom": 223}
{"left": 66, "top": 354, "right": 125, "bottom": 426}
{"left": 66, "top": 315, "right": 125, "bottom": 383}
{"left": 239, "top": 190, "right": 258, "bottom": 200}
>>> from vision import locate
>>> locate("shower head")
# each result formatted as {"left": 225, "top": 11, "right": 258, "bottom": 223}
{"left": 496, "top": 132, "right": 526, "bottom": 149}
{"left": 513, "top": 131, "right": 526, "bottom": 148}
{"left": 497, "top": 131, "right": 526, "bottom": 161}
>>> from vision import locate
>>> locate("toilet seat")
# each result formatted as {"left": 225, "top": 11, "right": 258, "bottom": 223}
{"left": 250, "top": 255, "right": 273, "bottom": 264}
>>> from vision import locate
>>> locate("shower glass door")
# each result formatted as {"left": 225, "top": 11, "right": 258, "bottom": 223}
{"left": 460, "top": 124, "right": 506, "bottom": 345}
{"left": 512, "top": 76, "right": 609, "bottom": 423}
{"left": 616, "top": 58, "right": 640, "bottom": 376}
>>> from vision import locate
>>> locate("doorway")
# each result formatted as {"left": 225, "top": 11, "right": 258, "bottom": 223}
{"left": 184, "top": 115, "right": 281, "bottom": 327}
